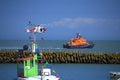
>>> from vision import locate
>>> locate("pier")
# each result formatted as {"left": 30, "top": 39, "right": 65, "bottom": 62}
{"left": 0, "top": 51, "right": 120, "bottom": 64}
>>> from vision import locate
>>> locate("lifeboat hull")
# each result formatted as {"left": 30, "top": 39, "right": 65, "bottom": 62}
{"left": 63, "top": 43, "right": 94, "bottom": 49}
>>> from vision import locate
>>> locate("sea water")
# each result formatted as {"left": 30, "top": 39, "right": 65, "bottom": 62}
{"left": 0, "top": 64, "right": 120, "bottom": 80}
{"left": 0, "top": 40, "right": 120, "bottom": 53}
{"left": 0, "top": 40, "right": 120, "bottom": 80}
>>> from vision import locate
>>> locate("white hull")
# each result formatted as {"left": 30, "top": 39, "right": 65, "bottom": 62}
{"left": 110, "top": 72, "right": 120, "bottom": 80}
{"left": 18, "top": 75, "right": 59, "bottom": 80}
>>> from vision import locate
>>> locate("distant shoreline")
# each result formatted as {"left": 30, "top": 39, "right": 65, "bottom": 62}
{"left": 0, "top": 51, "right": 120, "bottom": 64}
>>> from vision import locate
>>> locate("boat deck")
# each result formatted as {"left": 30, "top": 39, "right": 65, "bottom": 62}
{"left": 110, "top": 72, "right": 120, "bottom": 80}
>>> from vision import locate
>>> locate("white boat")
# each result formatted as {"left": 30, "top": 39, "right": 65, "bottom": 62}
{"left": 18, "top": 68, "right": 59, "bottom": 80}
{"left": 110, "top": 72, "right": 120, "bottom": 80}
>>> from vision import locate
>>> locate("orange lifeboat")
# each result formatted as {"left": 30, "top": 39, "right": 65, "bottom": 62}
{"left": 63, "top": 33, "right": 94, "bottom": 49}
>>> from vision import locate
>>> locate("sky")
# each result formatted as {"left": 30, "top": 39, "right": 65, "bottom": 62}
{"left": 0, "top": 0, "right": 120, "bottom": 40}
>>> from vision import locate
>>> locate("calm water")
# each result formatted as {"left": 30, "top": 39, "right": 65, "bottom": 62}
{"left": 0, "top": 64, "right": 120, "bottom": 80}
{"left": 0, "top": 40, "right": 120, "bottom": 80}
{"left": 0, "top": 40, "right": 120, "bottom": 53}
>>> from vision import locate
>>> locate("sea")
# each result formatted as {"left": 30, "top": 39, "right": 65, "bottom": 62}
{"left": 0, "top": 40, "right": 120, "bottom": 53}
{"left": 0, "top": 40, "right": 120, "bottom": 80}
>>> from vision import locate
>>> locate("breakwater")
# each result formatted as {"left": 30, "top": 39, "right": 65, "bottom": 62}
{"left": 0, "top": 51, "right": 120, "bottom": 64}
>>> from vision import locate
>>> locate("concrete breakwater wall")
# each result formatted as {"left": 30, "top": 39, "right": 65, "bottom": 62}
{"left": 0, "top": 51, "right": 120, "bottom": 64}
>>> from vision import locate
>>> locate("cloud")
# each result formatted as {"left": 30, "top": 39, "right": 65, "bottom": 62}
{"left": 46, "top": 17, "right": 120, "bottom": 28}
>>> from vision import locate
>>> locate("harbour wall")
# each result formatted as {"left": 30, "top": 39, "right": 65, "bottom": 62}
{"left": 0, "top": 51, "right": 120, "bottom": 64}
